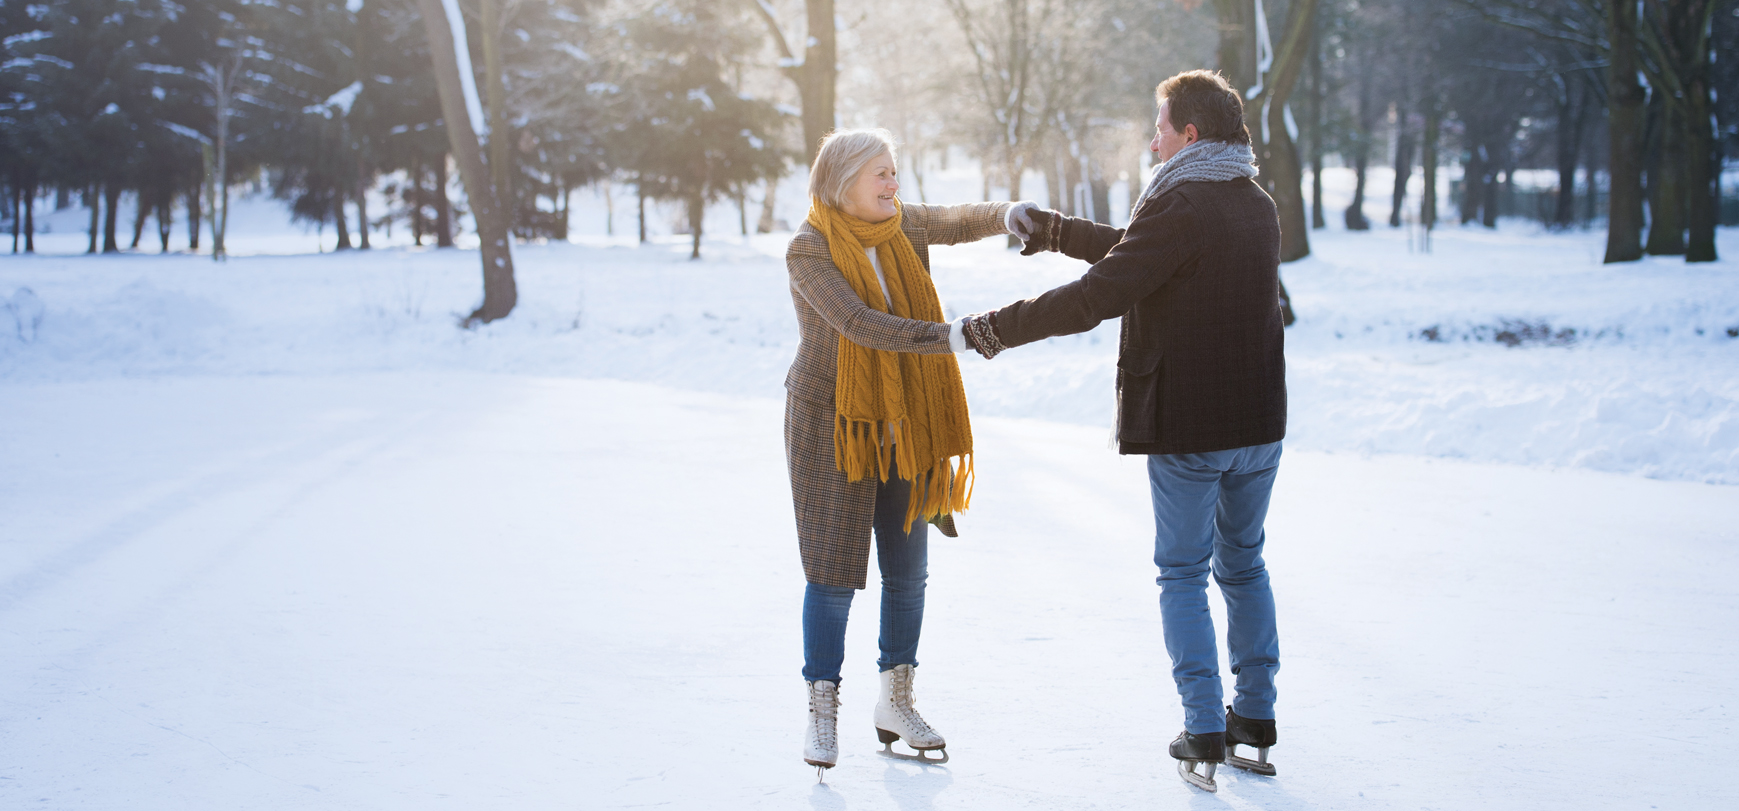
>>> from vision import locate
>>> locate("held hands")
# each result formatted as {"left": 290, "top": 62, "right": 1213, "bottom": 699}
{"left": 1006, "top": 201, "right": 1041, "bottom": 241}
{"left": 960, "top": 312, "right": 1008, "bottom": 360}
{"left": 1005, "top": 201, "right": 1064, "bottom": 256}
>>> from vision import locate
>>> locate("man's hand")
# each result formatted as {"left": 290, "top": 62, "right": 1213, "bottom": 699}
{"left": 1011, "top": 206, "right": 1064, "bottom": 256}
{"left": 961, "top": 312, "right": 1007, "bottom": 360}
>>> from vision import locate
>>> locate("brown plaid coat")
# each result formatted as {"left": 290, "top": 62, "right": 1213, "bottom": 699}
{"left": 784, "top": 201, "right": 1012, "bottom": 589}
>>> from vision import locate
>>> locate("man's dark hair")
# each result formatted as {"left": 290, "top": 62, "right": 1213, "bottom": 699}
{"left": 1156, "top": 70, "right": 1250, "bottom": 146}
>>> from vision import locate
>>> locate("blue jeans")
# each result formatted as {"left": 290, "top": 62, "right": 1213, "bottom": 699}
{"left": 801, "top": 459, "right": 929, "bottom": 684}
{"left": 1149, "top": 440, "right": 1282, "bottom": 733}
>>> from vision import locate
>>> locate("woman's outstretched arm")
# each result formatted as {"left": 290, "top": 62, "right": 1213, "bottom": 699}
{"left": 788, "top": 232, "right": 953, "bottom": 355}
{"left": 903, "top": 201, "right": 1013, "bottom": 247}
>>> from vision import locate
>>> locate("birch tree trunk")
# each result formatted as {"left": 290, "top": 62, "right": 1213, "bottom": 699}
{"left": 418, "top": 0, "right": 517, "bottom": 324}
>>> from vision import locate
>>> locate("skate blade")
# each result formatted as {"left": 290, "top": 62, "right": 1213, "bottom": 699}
{"left": 878, "top": 742, "right": 949, "bottom": 765}
{"left": 1228, "top": 743, "right": 1276, "bottom": 775}
{"left": 1177, "top": 759, "right": 1218, "bottom": 792}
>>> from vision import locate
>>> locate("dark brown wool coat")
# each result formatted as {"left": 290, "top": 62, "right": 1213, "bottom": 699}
{"left": 993, "top": 178, "right": 1286, "bottom": 455}
{"left": 784, "top": 201, "right": 1011, "bottom": 589}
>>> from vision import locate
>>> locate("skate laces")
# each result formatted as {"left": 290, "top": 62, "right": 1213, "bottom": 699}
{"left": 887, "top": 669, "right": 937, "bottom": 737}
{"left": 808, "top": 683, "right": 839, "bottom": 748}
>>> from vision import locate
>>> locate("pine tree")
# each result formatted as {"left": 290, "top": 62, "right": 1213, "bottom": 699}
{"left": 616, "top": 0, "right": 787, "bottom": 259}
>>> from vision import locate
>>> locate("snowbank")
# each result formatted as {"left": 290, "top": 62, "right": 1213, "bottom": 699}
{"left": 4, "top": 204, "right": 1738, "bottom": 485}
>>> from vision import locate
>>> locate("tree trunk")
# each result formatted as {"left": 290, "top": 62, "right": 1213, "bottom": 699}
{"left": 603, "top": 179, "right": 615, "bottom": 237}
{"left": 131, "top": 196, "right": 149, "bottom": 249}
{"left": 757, "top": 177, "right": 777, "bottom": 233}
{"left": 755, "top": 0, "right": 836, "bottom": 164}
{"left": 637, "top": 179, "right": 647, "bottom": 244}
{"left": 157, "top": 196, "right": 172, "bottom": 252}
{"left": 1253, "top": 0, "right": 1316, "bottom": 262}
{"left": 1345, "top": 69, "right": 1373, "bottom": 230}
{"left": 334, "top": 195, "right": 353, "bottom": 249}
{"left": 23, "top": 180, "right": 34, "bottom": 253}
{"left": 9, "top": 182, "right": 18, "bottom": 253}
{"left": 102, "top": 183, "right": 121, "bottom": 253}
{"left": 214, "top": 87, "right": 231, "bottom": 260}
{"left": 1420, "top": 96, "right": 1441, "bottom": 234}
{"left": 909, "top": 145, "right": 929, "bottom": 203}
{"left": 1268, "top": 101, "right": 1310, "bottom": 262}
{"left": 87, "top": 183, "right": 99, "bottom": 254}
{"left": 419, "top": 0, "right": 516, "bottom": 324}
{"left": 1644, "top": 98, "right": 1686, "bottom": 255}
{"left": 356, "top": 158, "right": 372, "bottom": 249}
{"left": 688, "top": 194, "right": 704, "bottom": 259}
{"left": 480, "top": 0, "right": 512, "bottom": 232}
{"left": 799, "top": 0, "right": 836, "bottom": 164}
{"left": 1308, "top": 12, "right": 1325, "bottom": 230}
{"left": 411, "top": 158, "right": 424, "bottom": 245}
{"left": 1553, "top": 79, "right": 1583, "bottom": 229}
{"left": 558, "top": 177, "right": 571, "bottom": 241}
{"left": 1683, "top": 68, "right": 1718, "bottom": 262}
{"left": 1090, "top": 161, "right": 1111, "bottom": 225}
{"left": 1214, "top": 0, "right": 1256, "bottom": 94}
{"left": 434, "top": 156, "right": 454, "bottom": 247}
{"left": 186, "top": 180, "right": 201, "bottom": 250}
{"left": 1388, "top": 103, "right": 1414, "bottom": 227}
{"left": 1459, "top": 141, "right": 1482, "bottom": 224}
{"left": 1482, "top": 162, "right": 1501, "bottom": 229}
{"left": 1045, "top": 152, "right": 1065, "bottom": 217}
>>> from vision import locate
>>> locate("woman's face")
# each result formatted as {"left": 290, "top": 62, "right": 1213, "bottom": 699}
{"left": 840, "top": 150, "right": 900, "bottom": 222}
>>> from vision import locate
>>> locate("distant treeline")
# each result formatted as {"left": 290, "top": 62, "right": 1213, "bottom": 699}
{"left": 2, "top": 0, "right": 1736, "bottom": 264}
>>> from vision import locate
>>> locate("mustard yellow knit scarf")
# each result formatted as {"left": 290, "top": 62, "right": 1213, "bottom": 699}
{"left": 805, "top": 198, "right": 973, "bottom": 531}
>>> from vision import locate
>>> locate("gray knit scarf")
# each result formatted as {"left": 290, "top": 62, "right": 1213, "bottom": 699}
{"left": 1133, "top": 139, "right": 1258, "bottom": 218}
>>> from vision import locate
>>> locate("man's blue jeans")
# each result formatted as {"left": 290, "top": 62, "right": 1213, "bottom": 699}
{"left": 801, "top": 459, "right": 928, "bottom": 683}
{"left": 1149, "top": 440, "right": 1282, "bottom": 733}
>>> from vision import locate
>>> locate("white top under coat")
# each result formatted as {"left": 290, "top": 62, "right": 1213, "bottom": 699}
{"left": 864, "top": 246, "right": 971, "bottom": 354}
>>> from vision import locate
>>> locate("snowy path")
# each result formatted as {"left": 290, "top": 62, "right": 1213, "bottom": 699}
{"left": 1, "top": 374, "right": 1733, "bottom": 809}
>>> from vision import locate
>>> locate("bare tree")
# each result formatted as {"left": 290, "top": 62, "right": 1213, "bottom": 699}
{"left": 198, "top": 53, "right": 247, "bottom": 260}
{"left": 945, "top": 0, "right": 1063, "bottom": 245}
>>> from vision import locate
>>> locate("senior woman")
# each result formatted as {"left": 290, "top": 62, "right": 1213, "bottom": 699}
{"left": 785, "top": 128, "right": 1031, "bottom": 775}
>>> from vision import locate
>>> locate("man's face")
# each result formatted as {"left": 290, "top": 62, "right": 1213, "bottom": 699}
{"left": 1149, "top": 100, "right": 1197, "bottom": 164}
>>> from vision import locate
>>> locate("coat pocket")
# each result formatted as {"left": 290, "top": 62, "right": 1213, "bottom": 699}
{"left": 1115, "top": 348, "right": 1164, "bottom": 444}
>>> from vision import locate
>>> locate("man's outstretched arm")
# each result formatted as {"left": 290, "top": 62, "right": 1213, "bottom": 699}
{"left": 987, "top": 193, "right": 1203, "bottom": 350}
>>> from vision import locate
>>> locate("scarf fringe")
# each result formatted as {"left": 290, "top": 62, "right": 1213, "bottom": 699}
{"left": 836, "top": 417, "right": 974, "bottom": 533}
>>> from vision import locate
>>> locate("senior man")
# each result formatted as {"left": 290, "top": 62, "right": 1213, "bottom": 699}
{"left": 964, "top": 69, "right": 1286, "bottom": 793}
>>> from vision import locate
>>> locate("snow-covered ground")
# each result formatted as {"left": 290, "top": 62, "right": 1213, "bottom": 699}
{"left": 7, "top": 185, "right": 1738, "bottom": 484}
{"left": 2, "top": 169, "right": 1737, "bottom": 808}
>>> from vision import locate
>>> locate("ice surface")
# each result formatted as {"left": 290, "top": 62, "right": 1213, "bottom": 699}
{"left": 0, "top": 375, "right": 1732, "bottom": 809}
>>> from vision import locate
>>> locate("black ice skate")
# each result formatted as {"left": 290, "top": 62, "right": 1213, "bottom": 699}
{"left": 1225, "top": 706, "right": 1277, "bottom": 776}
{"left": 1169, "top": 730, "right": 1225, "bottom": 792}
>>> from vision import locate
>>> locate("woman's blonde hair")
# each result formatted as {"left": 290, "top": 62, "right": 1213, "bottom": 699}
{"left": 808, "top": 128, "right": 899, "bottom": 209}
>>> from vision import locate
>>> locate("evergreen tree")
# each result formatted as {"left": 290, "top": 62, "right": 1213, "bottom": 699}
{"left": 616, "top": 0, "right": 787, "bottom": 258}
